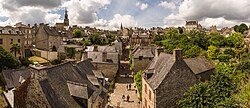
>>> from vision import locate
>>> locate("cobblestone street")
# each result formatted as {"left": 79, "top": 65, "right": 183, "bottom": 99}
{"left": 108, "top": 61, "right": 140, "bottom": 108}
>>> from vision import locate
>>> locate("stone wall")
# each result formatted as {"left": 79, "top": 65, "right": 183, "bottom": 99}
{"left": 142, "top": 77, "right": 156, "bottom": 108}
{"left": 155, "top": 60, "right": 197, "bottom": 108}
{"left": 92, "top": 62, "right": 118, "bottom": 80}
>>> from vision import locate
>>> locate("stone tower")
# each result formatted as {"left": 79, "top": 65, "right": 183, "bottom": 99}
{"left": 64, "top": 9, "right": 69, "bottom": 26}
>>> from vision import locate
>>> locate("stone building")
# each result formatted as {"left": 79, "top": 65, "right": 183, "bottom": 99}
{"left": 35, "top": 23, "right": 63, "bottom": 51}
{"left": 141, "top": 49, "right": 214, "bottom": 108}
{"left": 15, "top": 22, "right": 36, "bottom": 57}
{"left": 82, "top": 45, "right": 120, "bottom": 80}
{"left": 55, "top": 9, "right": 70, "bottom": 31}
{"left": 131, "top": 46, "right": 164, "bottom": 72}
{"left": 0, "top": 26, "right": 24, "bottom": 57}
{"left": 220, "top": 27, "right": 235, "bottom": 37}
{"left": 185, "top": 21, "right": 202, "bottom": 32}
{"left": 130, "top": 31, "right": 153, "bottom": 47}
{"left": 14, "top": 60, "right": 108, "bottom": 108}
{"left": 209, "top": 25, "right": 218, "bottom": 34}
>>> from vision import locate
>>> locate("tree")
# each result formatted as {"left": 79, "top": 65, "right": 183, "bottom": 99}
{"left": 10, "top": 43, "right": 21, "bottom": 57}
{"left": 66, "top": 47, "right": 76, "bottom": 59}
{"left": 178, "top": 64, "right": 239, "bottom": 108}
{"left": 0, "top": 46, "right": 20, "bottom": 70}
{"left": 227, "top": 33, "right": 244, "bottom": 48}
{"left": 72, "top": 29, "right": 82, "bottom": 38}
{"left": 207, "top": 45, "right": 219, "bottom": 59}
{"left": 234, "top": 23, "right": 248, "bottom": 34}
{"left": 134, "top": 70, "right": 143, "bottom": 101}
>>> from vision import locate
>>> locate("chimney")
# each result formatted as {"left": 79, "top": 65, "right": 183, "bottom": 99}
{"left": 173, "top": 49, "right": 183, "bottom": 61}
{"left": 155, "top": 48, "right": 164, "bottom": 57}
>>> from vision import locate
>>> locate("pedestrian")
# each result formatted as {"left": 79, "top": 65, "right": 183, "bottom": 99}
{"left": 127, "top": 95, "right": 130, "bottom": 102}
{"left": 122, "top": 94, "right": 125, "bottom": 100}
{"left": 129, "top": 84, "right": 131, "bottom": 90}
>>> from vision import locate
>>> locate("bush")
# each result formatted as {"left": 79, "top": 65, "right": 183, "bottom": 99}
{"left": 134, "top": 70, "right": 143, "bottom": 101}
{"left": 51, "top": 59, "right": 62, "bottom": 65}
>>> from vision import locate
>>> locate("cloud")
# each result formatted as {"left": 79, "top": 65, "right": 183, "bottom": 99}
{"left": 136, "top": 2, "right": 148, "bottom": 10}
{"left": 62, "top": 0, "right": 112, "bottom": 24}
{"left": 2, "top": 0, "right": 63, "bottom": 9}
{"left": 90, "top": 14, "right": 138, "bottom": 30}
{"left": 158, "top": 1, "right": 176, "bottom": 10}
{"left": 163, "top": 0, "right": 250, "bottom": 28}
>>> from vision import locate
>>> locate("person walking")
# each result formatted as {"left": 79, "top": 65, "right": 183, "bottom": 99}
{"left": 129, "top": 84, "right": 131, "bottom": 90}
{"left": 122, "top": 94, "right": 125, "bottom": 100}
{"left": 127, "top": 95, "right": 130, "bottom": 102}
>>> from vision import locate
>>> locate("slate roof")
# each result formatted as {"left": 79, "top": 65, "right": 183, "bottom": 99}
{"left": 43, "top": 26, "right": 60, "bottom": 36}
{"left": 132, "top": 46, "right": 157, "bottom": 58}
{"left": 146, "top": 53, "right": 175, "bottom": 90}
{"left": 75, "top": 59, "right": 101, "bottom": 86}
{"left": 14, "top": 61, "right": 107, "bottom": 108}
{"left": 145, "top": 52, "right": 215, "bottom": 90}
{"left": 67, "top": 81, "right": 89, "bottom": 99}
{"left": 2, "top": 69, "right": 31, "bottom": 89}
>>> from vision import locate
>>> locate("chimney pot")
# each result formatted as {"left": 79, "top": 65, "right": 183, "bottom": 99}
{"left": 173, "top": 49, "right": 183, "bottom": 61}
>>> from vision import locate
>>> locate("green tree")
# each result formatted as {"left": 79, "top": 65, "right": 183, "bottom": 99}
{"left": 207, "top": 45, "right": 219, "bottom": 59}
{"left": 10, "top": 43, "right": 21, "bottom": 57}
{"left": 0, "top": 46, "right": 20, "bottom": 70}
{"left": 72, "top": 29, "right": 82, "bottom": 38}
{"left": 234, "top": 23, "right": 248, "bottom": 34}
{"left": 178, "top": 64, "right": 239, "bottom": 108}
{"left": 134, "top": 70, "right": 143, "bottom": 101}
{"left": 227, "top": 33, "right": 244, "bottom": 48}
{"left": 66, "top": 47, "right": 76, "bottom": 59}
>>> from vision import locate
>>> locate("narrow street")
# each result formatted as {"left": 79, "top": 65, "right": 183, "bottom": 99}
{"left": 108, "top": 61, "right": 140, "bottom": 108}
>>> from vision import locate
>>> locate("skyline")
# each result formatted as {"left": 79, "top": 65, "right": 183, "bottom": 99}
{"left": 0, "top": 0, "right": 249, "bottom": 30}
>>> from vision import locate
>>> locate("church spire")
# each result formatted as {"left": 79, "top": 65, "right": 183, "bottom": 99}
{"left": 120, "top": 23, "right": 123, "bottom": 30}
{"left": 64, "top": 9, "right": 69, "bottom": 26}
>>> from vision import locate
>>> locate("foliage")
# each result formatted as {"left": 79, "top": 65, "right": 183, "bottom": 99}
{"left": 134, "top": 70, "right": 143, "bottom": 101}
{"left": 0, "top": 46, "right": 20, "bottom": 71}
{"left": 207, "top": 45, "right": 219, "bottom": 59}
{"left": 10, "top": 43, "right": 21, "bottom": 57}
{"left": 20, "top": 57, "right": 33, "bottom": 67}
{"left": 81, "top": 38, "right": 92, "bottom": 46}
{"left": 233, "top": 78, "right": 250, "bottom": 107}
{"left": 178, "top": 64, "right": 239, "bottom": 108}
{"left": 234, "top": 23, "right": 248, "bottom": 34}
{"left": 66, "top": 47, "right": 76, "bottom": 59}
{"left": 227, "top": 33, "right": 244, "bottom": 48}
{"left": 217, "top": 54, "right": 233, "bottom": 62}
{"left": 72, "top": 29, "right": 82, "bottom": 38}
{"left": 51, "top": 59, "right": 62, "bottom": 65}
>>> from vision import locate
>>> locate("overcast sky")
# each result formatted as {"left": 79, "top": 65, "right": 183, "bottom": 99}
{"left": 0, "top": 0, "right": 249, "bottom": 30}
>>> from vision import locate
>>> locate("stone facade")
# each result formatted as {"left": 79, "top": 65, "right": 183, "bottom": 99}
{"left": 141, "top": 49, "right": 215, "bottom": 108}
{"left": 185, "top": 21, "right": 202, "bottom": 32}
{"left": 35, "top": 23, "right": 63, "bottom": 51}
{"left": 0, "top": 27, "right": 24, "bottom": 57}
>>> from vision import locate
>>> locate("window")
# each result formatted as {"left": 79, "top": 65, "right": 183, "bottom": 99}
{"left": 10, "top": 39, "right": 13, "bottom": 44}
{"left": 149, "top": 58, "right": 152, "bottom": 60}
{"left": 18, "top": 39, "right": 20, "bottom": 43}
{"left": 145, "top": 84, "right": 147, "bottom": 94}
{"left": 0, "top": 39, "right": 2, "bottom": 44}
{"left": 149, "top": 90, "right": 152, "bottom": 100}
{"left": 144, "top": 98, "right": 147, "bottom": 108}
{"left": 139, "top": 56, "right": 143, "bottom": 60}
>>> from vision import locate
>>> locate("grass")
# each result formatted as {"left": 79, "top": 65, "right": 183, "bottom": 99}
{"left": 0, "top": 86, "right": 8, "bottom": 108}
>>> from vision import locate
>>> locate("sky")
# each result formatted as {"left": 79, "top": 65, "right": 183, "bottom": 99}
{"left": 0, "top": 0, "right": 250, "bottom": 30}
